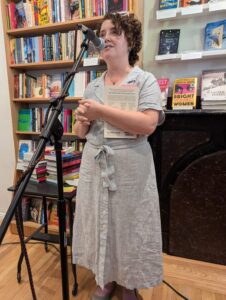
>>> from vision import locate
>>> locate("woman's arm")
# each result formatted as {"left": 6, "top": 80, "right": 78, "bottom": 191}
{"left": 79, "top": 99, "right": 160, "bottom": 136}
{"left": 73, "top": 121, "right": 90, "bottom": 138}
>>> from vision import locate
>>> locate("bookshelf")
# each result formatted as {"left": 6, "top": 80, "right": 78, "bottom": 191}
{"left": 156, "top": 2, "right": 226, "bottom": 20}
{"left": 143, "top": 2, "right": 226, "bottom": 101}
{"left": 1, "top": 0, "right": 144, "bottom": 235}
{"left": 155, "top": 49, "right": 226, "bottom": 62}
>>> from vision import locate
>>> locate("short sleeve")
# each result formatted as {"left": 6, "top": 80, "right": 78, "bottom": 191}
{"left": 138, "top": 72, "right": 165, "bottom": 125}
{"left": 83, "top": 81, "right": 93, "bottom": 99}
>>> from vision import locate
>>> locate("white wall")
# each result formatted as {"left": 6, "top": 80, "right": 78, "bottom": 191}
{"left": 0, "top": 3, "right": 15, "bottom": 217}
{"left": 143, "top": 1, "right": 226, "bottom": 94}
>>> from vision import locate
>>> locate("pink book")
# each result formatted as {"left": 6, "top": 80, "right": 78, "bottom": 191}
{"left": 8, "top": 2, "right": 17, "bottom": 29}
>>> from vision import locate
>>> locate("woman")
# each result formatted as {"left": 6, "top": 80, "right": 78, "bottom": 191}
{"left": 72, "top": 13, "right": 164, "bottom": 300}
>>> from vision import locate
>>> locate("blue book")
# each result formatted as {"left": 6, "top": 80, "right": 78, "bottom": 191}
{"left": 68, "top": 78, "right": 75, "bottom": 97}
{"left": 159, "top": 0, "right": 178, "bottom": 10}
{"left": 204, "top": 19, "right": 226, "bottom": 51}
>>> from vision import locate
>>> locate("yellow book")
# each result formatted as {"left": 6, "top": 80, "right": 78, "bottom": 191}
{"left": 172, "top": 77, "right": 198, "bottom": 110}
{"left": 38, "top": 0, "right": 50, "bottom": 25}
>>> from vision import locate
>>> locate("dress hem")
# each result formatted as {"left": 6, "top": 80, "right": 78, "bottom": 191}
{"left": 72, "top": 256, "right": 163, "bottom": 290}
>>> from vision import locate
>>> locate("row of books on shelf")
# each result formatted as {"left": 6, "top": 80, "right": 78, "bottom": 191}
{"left": 14, "top": 70, "right": 103, "bottom": 99}
{"left": 10, "top": 31, "right": 75, "bottom": 64}
{"left": 17, "top": 107, "right": 76, "bottom": 133}
{"left": 10, "top": 29, "right": 102, "bottom": 65}
{"left": 158, "top": 69, "right": 226, "bottom": 110}
{"left": 21, "top": 196, "right": 71, "bottom": 228}
{"left": 158, "top": 18, "right": 226, "bottom": 55}
{"left": 6, "top": 0, "right": 132, "bottom": 29}
{"left": 159, "top": 0, "right": 225, "bottom": 10}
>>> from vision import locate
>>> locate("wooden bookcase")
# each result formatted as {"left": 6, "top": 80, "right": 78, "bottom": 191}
{"left": 1, "top": 0, "right": 144, "bottom": 235}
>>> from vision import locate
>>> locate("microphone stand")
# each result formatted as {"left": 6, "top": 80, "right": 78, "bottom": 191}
{"left": 0, "top": 34, "right": 90, "bottom": 300}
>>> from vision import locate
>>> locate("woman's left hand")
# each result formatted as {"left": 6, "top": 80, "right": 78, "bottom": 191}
{"left": 79, "top": 99, "right": 103, "bottom": 121}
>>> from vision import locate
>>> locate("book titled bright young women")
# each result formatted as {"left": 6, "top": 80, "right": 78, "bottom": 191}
{"left": 172, "top": 77, "right": 198, "bottom": 110}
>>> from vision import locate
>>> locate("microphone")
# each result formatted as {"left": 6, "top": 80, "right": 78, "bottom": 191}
{"left": 77, "top": 24, "right": 105, "bottom": 50}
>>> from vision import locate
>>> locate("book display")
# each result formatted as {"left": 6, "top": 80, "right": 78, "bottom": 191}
{"left": 1, "top": 0, "right": 144, "bottom": 235}
{"left": 154, "top": 0, "right": 226, "bottom": 110}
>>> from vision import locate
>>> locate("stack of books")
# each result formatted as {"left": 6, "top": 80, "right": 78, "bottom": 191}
{"left": 44, "top": 148, "right": 82, "bottom": 184}
{"left": 201, "top": 69, "right": 226, "bottom": 110}
{"left": 23, "top": 152, "right": 47, "bottom": 183}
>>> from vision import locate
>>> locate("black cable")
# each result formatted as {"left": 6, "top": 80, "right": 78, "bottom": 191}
{"left": 163, "top": 280, "right": 189, "bottom": 300}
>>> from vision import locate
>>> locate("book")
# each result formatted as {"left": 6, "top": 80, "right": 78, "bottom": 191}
{"left": 204, "top": 19, "right": 226, "bottom": 51}
{"left": 18, "top": 140, "right": 33, "bottom": 161}
{"left": 157, "top": 78, "right": 169, "bottom": 109}
{"left": 181, "top": 0, "right": 206, "bottom": 6}
{"left": 50, "top": 74, "right": 62, "bottom": 97}
{"left": 17, "top": 108, "right": 32, "bottom": 131}
{"left": 29, "top": 198, "right": 43, "bottom": 223}
{"left": 158, "top": 29, "right": 180, "bottom": 55}
{"left": 172, "top": 77, "right": 198, "bottom": 110}
{"left": 69, "top": 0, "right": 80, "bottom": 19}
{"left": 38, "top": 0, "right": 50, "bottom": 25}
{"left": 15, "top": 1, "right": 27, "bottom": 28}
{"left": 104, "top": 85, "right": 139, "bottom": 138}
{"left": 107, "top": 0, "right": 124, "bottom": 13}
{"left": 159, "top": 0, "right": 178, "bottom": 10}
{"left": 201, "top": 70, "right": 226, "bottom": 101}
{"left": 21, "top": 197, "right": 30, "bottom": 221}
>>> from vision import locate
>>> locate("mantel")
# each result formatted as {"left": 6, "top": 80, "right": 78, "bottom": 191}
{"left": 149, "top": 110, "right": 226, "bottom": 265}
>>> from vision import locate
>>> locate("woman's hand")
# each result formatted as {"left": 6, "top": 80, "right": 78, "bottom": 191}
{"left": 74, "top": 104, "right": 90, "bottom": 126}
{"left": 78, "top": 99, "right": 103, "bottom": 121}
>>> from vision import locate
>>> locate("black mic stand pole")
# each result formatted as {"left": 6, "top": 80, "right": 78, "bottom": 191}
{"left": 0, "top": 35, "right": 90, "bottom": 300}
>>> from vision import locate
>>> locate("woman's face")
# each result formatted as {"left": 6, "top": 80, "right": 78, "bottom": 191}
{"left": 99, "top": 20, "right": 129, "bottom": 63}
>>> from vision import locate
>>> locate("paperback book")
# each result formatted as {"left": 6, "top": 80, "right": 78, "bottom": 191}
{"left": 107, "top": 0, "right": 124, "bottom": 13}
{"left": 159, "top": 0, "right": 178, "bottom": 10}
{"left": 157, "top": 78, "right": 169, "bottom": 109}
{"left": 201, "top": 70, "right": 226, "bottom": 102}
{"left": 180, "top": 0, "right": 207, "bottom": 6}
{"left": 158, "top": 29, "right": 180, "bottom": 55}
{"left": 172, "top": 77, "right": 198, "bottom": 109}
{"left": 69, "top": 0, "right": 80, "bottom": 19}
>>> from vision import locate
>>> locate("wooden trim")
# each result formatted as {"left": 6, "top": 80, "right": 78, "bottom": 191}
{"left": 6, "top": 16, "right": 104, "bottom": 37}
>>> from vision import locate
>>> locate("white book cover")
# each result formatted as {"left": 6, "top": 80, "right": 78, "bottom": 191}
{"left": 104, "top": 85, "right": 139, "bottom": 139}
{"left": 201, "top": 70, "right": 226, "bottom": 101}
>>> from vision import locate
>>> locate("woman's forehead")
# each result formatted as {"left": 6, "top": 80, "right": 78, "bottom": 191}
{"left": 100, "top": 20, "right": 115, "bottom": 30}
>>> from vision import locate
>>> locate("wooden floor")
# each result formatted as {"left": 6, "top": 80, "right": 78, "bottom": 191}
{"left": 0, "top": 231, "right": 226, "bottom": 300}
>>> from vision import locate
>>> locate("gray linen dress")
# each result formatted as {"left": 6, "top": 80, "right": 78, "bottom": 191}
{"left": 72, "top": 66, "right": 165, "bottom": 290}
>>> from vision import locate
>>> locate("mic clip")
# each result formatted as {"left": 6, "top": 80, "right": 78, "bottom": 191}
{"left": 77, "top": 24, "right": 89, "bottom": 33}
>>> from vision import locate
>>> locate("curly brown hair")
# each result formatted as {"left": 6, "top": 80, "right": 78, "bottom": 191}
{"left": 98, "top": 13, "right": 142, "bottom": 67}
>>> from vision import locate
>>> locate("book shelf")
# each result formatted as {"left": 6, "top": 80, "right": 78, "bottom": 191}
{"left": 1, "top": 0, "right": 144, "bottom": 235}
{"left": 155, "top": 49, "right": 226, "bottom": 62}
{"left": 156, "top": 2, "right": 226, "bottom": 20}
{"left": 143, "top": 2, "right": 226, "bottom": 111}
